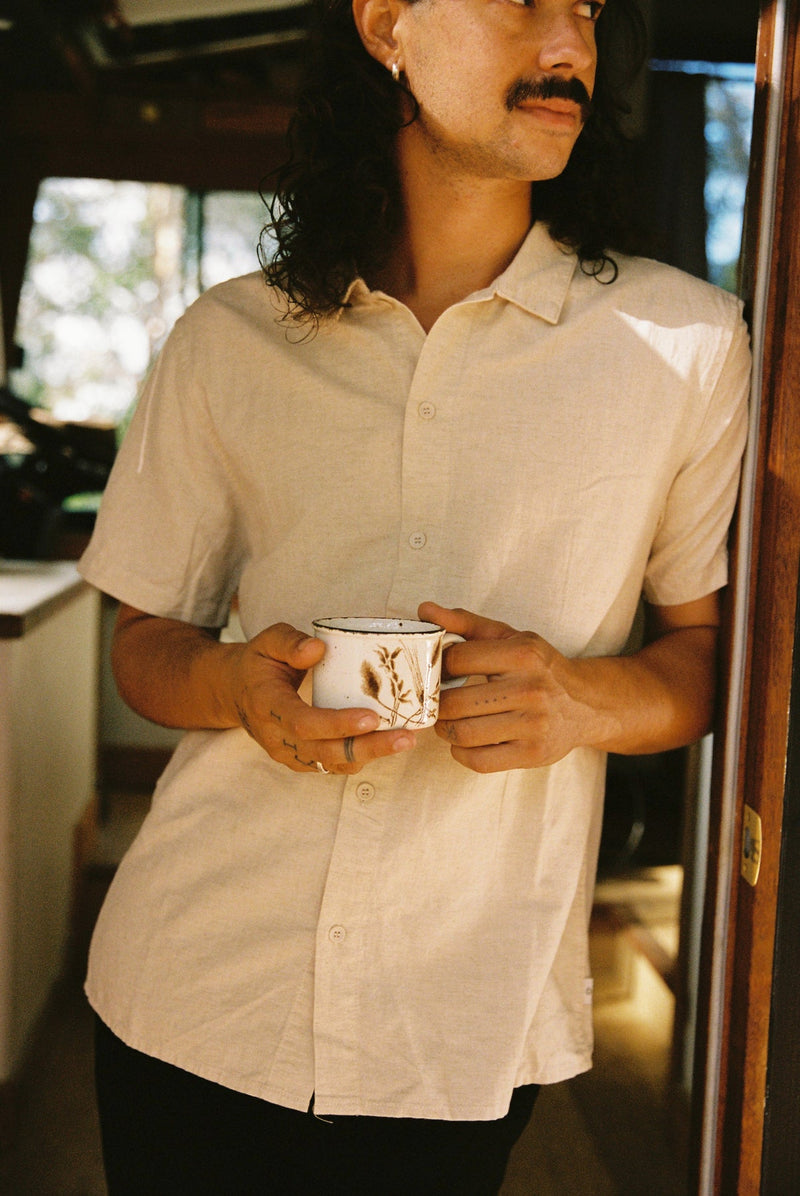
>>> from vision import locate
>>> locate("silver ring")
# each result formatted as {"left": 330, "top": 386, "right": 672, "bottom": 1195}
{"left": 343, "top": 737, "right": 356, "bottom": 764}
{"left": 316, "top": 761, "right": 330, "bottom": 774}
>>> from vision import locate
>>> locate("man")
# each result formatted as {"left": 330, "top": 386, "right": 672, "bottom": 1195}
{"left": 79, "top": 0, "right": 750, "bottom": 1192}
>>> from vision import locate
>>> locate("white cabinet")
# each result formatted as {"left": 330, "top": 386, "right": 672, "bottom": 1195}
{"left": 0, "top": 562, "right": 99, "bottom": 1084}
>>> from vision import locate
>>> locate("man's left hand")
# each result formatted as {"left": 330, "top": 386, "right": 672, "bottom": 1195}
{"left": 418, "top": 594, "right": 721, "bottom": 774}
{"left": 418, "top": 601, "right": 598, "bottom": 772}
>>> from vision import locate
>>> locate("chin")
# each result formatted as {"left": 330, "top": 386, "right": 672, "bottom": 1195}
{"left": 504, "top": 143, "right": 578, "bottom": 184}
{"left": 528, "top": 165, "right": 570, "bottom": 183}
{"left": 525, "top": 148, "right": 579, "bottom": 182}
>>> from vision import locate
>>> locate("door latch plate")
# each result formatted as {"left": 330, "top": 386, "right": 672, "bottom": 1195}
{"left": 741, "top": 803, "right": 762, "bottom": 887}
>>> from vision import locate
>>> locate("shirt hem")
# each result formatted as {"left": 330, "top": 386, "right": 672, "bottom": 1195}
{"left": 88, "top": 984, "right": 591, "bottom": 1122}
{"left": 311, "top": 1058, "right": 593, "bottom": 1122}
{"left": 87, "top": 990, "right": 313, "bottom": 1114}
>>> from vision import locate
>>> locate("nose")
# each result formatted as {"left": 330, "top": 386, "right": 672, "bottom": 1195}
{"left": 536, "top": 11, "right": 597, "bottom": 79}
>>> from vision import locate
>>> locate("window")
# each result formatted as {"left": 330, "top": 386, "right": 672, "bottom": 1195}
{"left": 11, "top": 179, "right": 268, "bottom": 426}
{"left": 704, "top": 68, "right": 756, "bottom": 290}
{"left": 650, "top": 59, "right": 756, "bottom": 291}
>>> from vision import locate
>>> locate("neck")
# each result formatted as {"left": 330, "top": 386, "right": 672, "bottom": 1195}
{"left": 373, "top": 136, "right": 533, "bottom": 333}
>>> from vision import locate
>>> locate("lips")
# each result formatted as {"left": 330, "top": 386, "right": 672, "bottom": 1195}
{"left": 515, "top": 99, "right": 583, "bottom": 127}
{"left": 522, "top": 98, "right": 580, "bottom": 114}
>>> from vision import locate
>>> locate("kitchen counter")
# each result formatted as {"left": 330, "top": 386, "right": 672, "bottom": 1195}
{"left": 0, "top": 560, "right": 89, "bottom": 639}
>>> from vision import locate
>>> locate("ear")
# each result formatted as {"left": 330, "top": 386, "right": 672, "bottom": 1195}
{"left": 351, "top": 0, "right": 403, "bottom": 74}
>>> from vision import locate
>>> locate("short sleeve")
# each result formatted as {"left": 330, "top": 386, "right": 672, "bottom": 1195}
{"left": 79, "top": 311, "right": 244, "bottom": 627}
{"left": 643, "top": 306, "right": 751, "bottom": 607}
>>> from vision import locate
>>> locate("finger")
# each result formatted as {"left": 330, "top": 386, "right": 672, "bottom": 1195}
{"left": 239, "top": 670, "right": 382, "bottom": 757}
{"left": 449, "top": 741, "right": 543, "bottom": 774}
{"left": 435, "top": 709, "right": 530, "bottom": 750}
{"left": 440, "top": 633, "right": 556, "bottom": 689}
{"left": 250, "top": 622, "right": 326, "bottom": 672}
{"left": 418, "top": 602, "right": 516, "bottom": 642}
{"left": 283, "top": 701, "right": 383, "bottom": 742}
{"left": 438, "top": 678, "right": 501, "bottom": 719}
{"left": 437, "top": 673, "right": 535, "bottom": 720}
{"left": 313, "top": 728, "right": 417, "bottom": 775}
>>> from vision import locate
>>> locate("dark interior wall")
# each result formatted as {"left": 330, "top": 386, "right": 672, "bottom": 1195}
{"left": 636, "top": 71, "right": 712, "bottom": 278}
{"left": 651, "top": 0, "right": 760, "bottom": 63}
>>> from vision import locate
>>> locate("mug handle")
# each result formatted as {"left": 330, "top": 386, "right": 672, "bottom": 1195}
{"left": 440, "top": 632, "right": 468, "bottom": 689}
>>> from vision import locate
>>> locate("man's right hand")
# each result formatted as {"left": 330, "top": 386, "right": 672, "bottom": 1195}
{"left": 111, "top": 605, "right": 417, "bottom": 775}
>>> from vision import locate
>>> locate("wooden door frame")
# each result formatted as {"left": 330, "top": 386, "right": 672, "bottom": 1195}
{"left": 692, "top": 0, "right": 800, "bottom": 1190}
{"left": 760, "top": 582, "right": 800, "bottom": 1188}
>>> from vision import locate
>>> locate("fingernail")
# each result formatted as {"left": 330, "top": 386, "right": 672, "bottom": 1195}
{"left": 356, "top": 714, "right": 380, "bottom": 731}
{"left": 392, "top": 734, "right": 415, "bottom": 752}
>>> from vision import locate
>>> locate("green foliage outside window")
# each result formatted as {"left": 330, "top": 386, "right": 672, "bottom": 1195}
{"left": 12, "top": 180, "right": 267, "bottom": 427}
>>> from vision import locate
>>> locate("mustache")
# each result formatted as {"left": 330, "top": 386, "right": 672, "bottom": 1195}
{"left": 505, "top": 75, "right": 593, "bottom": 122}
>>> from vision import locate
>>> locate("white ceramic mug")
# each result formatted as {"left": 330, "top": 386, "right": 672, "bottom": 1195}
{"left": 311, "top": 617, "right": 465, "bottom": 730}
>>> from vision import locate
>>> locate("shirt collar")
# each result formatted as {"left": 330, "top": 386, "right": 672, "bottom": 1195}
{"left": 479, "top": 222, "right": 578, "bottom": 324}
{"left": 342, "top": 277, "right": 370, "bottom": 307}
{"left": 342, "top": 222, "right": 579, "bottom": 325}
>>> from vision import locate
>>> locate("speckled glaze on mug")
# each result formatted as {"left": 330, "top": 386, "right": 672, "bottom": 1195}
{"left": 311, "top": 617, "right": 465, "bottom": 729}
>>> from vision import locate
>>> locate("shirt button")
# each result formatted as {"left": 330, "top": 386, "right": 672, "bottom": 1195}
{"left": 356, "top": 781, "right": 375, "bottom": 804}
{"left": 418, "top": 401, "right": 436, "bottom": 421}
{"left": 329, "top": 925, "right": 347, "bottom": 943}
{"left": 408, "top": 531, "right": 427, "bottom": 550}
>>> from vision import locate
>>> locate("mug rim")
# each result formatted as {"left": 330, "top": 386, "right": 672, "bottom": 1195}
{"left": 312, "top": 616, "right": 443, "bottom": 636}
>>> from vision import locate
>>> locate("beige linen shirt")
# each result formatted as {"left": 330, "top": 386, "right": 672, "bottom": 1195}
{"left": 79, "top": 224, "right": 750, "bottom": 1121}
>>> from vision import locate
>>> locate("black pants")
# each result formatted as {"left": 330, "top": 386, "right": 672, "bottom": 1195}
{"left": 94, "top": 1016, "right": 539, "bottom": 1195}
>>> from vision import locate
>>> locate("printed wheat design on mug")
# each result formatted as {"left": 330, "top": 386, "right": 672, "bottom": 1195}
{"left": 360, "top": 641, "right": 437, "bottom": 727}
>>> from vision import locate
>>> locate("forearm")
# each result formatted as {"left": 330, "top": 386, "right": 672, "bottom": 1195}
{"left": 109, "top": 603, "right": 415, "bottom": 775}
{"left": 567, "top": 624, "right": 719, "bottom": 756}
{"left": 110, "top": 606, "right": 244, "bottom": 730}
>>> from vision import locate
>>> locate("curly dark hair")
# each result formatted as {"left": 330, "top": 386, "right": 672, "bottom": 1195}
{"left": 261, "top": 0, "right": 649, "bottom": 323}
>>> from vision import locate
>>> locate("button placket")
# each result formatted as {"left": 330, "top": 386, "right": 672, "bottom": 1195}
{"left": 386, "top": 316, "right": 469, "bottom": 616}
{"left": 405, "top": 397, "right": 434, "bottom": 554}
{"left": 313, "top": 774, "right": 387, "bottom": 1098}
